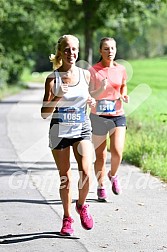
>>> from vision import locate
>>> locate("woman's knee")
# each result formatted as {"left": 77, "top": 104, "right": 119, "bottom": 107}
{"left": 79, "top": 169, "right": 91, "bottom": 179}
{"left": 95, "top": 152, "right": 107, "bottom": 163}
{"left": 78, "top": 171, "right": 91, "bottom": 189}
{"left": 59, "top": 173, "right": 71, "bottom": 190}
{"left": 112, "top": 149, "right": 122, "bottom": 160}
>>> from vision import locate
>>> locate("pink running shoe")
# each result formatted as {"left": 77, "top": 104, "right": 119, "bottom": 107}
{"left": 75, "top": 201, "right": 93, "bottom": 230}
{"left": 97, "top": 187, "right": 107, "bottom": 201}
{"left": 60, "top": 216, "right": 74, "bottom": 236}
{"left": 108, "top": 172, "right": 122, "bottom": 195}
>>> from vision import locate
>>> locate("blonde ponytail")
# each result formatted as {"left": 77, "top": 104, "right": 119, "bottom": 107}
{"left": 49, "top": 53, "right": 62, "bottom": 70}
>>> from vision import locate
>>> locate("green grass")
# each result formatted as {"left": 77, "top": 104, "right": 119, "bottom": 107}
{"left": 21, "top": 68, "right": 49, "bottom": 83}
{"left": 126, "top": 57, "right": 167, "bottom": 121}
{"left": 120, "top": 57, "right": 167, "bottom": 181}
{"left": 0, "top": 83, "right": 27, "bottom": 100}
{"left": 0, "top": 69, "right": 50, "bottom": 100}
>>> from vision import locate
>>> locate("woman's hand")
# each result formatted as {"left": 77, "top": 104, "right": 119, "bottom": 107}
{"left": 121, "top": 94, "right": 129, "bottom": 103}
{"left": 57, "top": 82, "right": 69, "bottom": 97}
{"left": 87, "top": 96, "right": 96, "bottom": 107}
{"left": 101, "top": 78, "right": 108, "bottom": 91}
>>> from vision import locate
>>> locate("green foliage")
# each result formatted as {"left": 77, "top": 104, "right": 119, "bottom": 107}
{"left": 58, "top": 0, "right": 166, "bottom": 62}
{"left": 0, "top": 0, "right": 61, "bottom": 85}
{"left": 119, "top": 6, "right": 167, "bottom": 59}
{"left": 0, "top": 0, "right": 167, "bottom": 86}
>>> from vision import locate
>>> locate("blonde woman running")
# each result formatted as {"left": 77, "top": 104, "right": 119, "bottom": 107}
{"left": 41, "top": 35, "right": 95, "bottom": 235}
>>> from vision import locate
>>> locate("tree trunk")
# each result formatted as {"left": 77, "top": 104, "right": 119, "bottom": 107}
{"left": 84, "top": 29, "right": 93, "bottom": 65}
{"left": 82, "top": 0, "right": 95, "bottom": 65}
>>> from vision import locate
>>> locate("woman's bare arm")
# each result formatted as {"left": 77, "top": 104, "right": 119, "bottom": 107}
{"left": 41, "top": 73, "right": 61, "bottom": 119}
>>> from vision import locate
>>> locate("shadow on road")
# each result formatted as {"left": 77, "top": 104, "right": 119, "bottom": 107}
{"left": 0, "top": 199, "right": 62, "bottom": 205}
{"left": 0, "top": 161, "right": 56, "bottom": 176}
{"left": 0, "top": 100, "right": 42, "bottom": 104}
{"left": 0, "top": 161, "right": 78, "bottom": 177}
{"left": 0, "top": 231, "right": 79, "bottom": 244}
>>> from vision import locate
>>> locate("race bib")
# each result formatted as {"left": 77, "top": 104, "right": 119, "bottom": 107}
{"left": 58, "top": 107, "right": 85, "bottom": 125}
{"left": 96, "top": 100, "right": 116, "bottom": 115}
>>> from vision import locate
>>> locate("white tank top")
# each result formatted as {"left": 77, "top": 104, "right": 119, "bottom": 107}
{"left": 53, "top": 67, "right": 89, "bottom": 138}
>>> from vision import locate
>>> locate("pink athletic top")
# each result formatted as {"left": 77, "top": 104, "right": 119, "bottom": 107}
{"left": 89, "top": 61, "right": 127, "bottom": 116}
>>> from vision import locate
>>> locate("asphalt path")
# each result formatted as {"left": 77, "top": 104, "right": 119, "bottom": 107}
{"left": 0, "top": 84, "right": 167, "bottom": 252}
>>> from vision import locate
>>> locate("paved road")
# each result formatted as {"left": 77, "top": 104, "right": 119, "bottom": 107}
{"left": 0, "top": 84, "right": 167, "bottom": 252}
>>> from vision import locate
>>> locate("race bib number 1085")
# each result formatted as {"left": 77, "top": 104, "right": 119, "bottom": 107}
{"left": 58, "top": 107, "right": 85, "bottom": 124}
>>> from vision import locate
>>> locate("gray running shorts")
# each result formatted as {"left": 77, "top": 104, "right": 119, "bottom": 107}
{"left": 90, "top": 113, "right": 126, "bottom": 135}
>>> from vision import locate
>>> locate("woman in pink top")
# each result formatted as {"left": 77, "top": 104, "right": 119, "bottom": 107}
{"left": 89, "top": 37, "right": 129, "bottom": 201}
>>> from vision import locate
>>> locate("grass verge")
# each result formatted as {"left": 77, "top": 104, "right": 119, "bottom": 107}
{"left": 0, "top": 83, "right": 27, "bottom": 100}
{"left": 120, "top": 57, "right": 167, "bottom": 181}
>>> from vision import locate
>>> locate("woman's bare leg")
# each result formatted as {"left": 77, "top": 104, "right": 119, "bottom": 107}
{"left": 72, "top": 140, "right": 93, "bottom": 205}
{"left": 109, "top": 127, "right": 126, "bottom": 176}
{"left": 92, "top": 134, "right": 107, "bottom": 187}
{"left": 52, "top": 147, "right": 72, "bottom": 217}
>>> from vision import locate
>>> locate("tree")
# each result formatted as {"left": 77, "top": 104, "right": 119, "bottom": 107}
{"left": 0, "top": 0, "right": 166, "bottom": 85}
{"left": 56, "top": 0, "right": 166, "bottom": 64}
{"left": 0, "top": 0, "right": 61, "bottom": 85}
